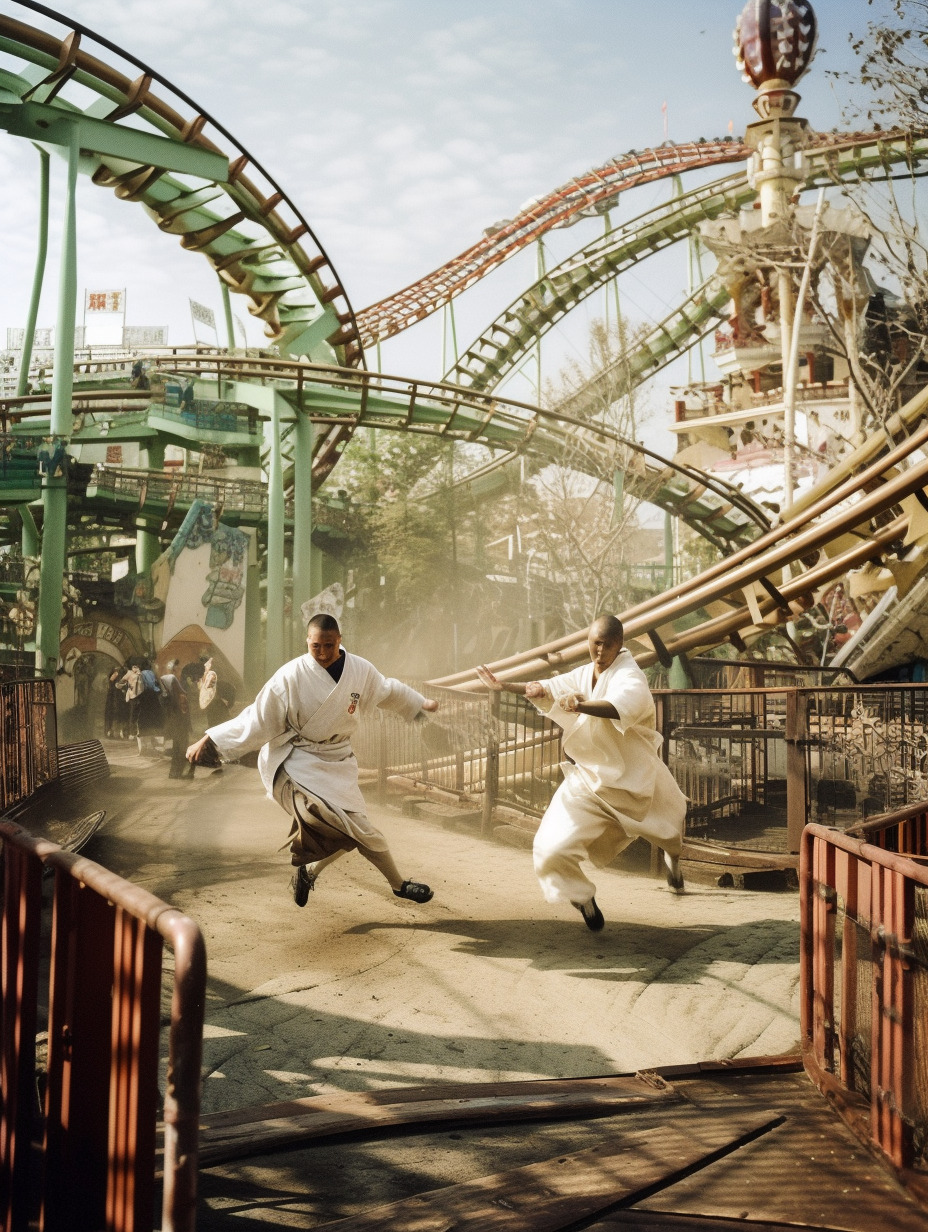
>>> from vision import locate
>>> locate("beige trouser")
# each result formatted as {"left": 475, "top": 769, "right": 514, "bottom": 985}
{"left": 273, "top": 772, "right": 403, "bottom": 889}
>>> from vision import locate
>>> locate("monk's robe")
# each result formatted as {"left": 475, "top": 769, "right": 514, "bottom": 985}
{"left": 207, "top": 650, "right": 426, "bottom": 858}
{"left": 531, "top": 648, "right": 686, "bottom": 905}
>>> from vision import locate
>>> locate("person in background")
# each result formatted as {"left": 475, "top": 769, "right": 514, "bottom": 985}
{"left": 160, "top": 658, "right": 193, "bottom": 780}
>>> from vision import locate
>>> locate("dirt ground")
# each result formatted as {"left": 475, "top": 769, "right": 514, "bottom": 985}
{"left": 86, "top": 739, "right": 803, "bottom": 1118}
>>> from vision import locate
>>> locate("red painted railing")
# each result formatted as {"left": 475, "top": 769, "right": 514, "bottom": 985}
{"left": 0, "top": 820, "right": 206, "bottom": 1232}
{"left": 801, "top": 819, "right": 928, "bottom": 1200}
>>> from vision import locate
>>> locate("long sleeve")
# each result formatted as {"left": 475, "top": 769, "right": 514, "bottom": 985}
{"left": 372, "top": 674, "right": 428, "bottom": 723}
{"left": 207, "top": 677, "right": 290, "bottom": 758}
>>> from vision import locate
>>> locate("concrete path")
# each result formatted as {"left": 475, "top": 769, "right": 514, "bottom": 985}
{"left": 89, "top": 740, "right": 802, "bottom": 1117}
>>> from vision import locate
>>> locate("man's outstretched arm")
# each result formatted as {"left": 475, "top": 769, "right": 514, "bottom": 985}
{"left": 558, "top": 694, "right": 619, "bottom": 719}
{"left": 476, "top": 665, "right": 547, "bottom": 699}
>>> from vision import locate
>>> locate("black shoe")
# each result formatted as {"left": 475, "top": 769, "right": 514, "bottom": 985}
{"left": 573, "top": 898, "right": 605, "bottom": 931}
{"left": 393, "top": 880, "right": 433, "bottom": 903}
{"left": 291, "top": 865, "right": 316, "bottom": 907}
{"left": 663, "top": 851, "right": 685, "bottom": 895}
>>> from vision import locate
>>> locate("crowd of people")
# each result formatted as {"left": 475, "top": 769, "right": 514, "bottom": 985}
{"left": 104, "top": 651, "right": 233, "bottom": 779}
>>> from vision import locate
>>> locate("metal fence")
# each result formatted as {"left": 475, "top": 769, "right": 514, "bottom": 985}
{"left": 359, "top": 683, "right": 928, "bottom": 858}
{"left": 0, "top": 679, "right": 57, "bottom": 813}
{"left": 801, "top": 817, "right": 928, "bottom": 1195}
{"left": 0, "top": 820, "right": 206, "bottom": 1232}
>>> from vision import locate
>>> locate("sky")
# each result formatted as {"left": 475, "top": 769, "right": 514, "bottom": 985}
{"left": 0, "top": 0, "right": 899, "bottom": 450}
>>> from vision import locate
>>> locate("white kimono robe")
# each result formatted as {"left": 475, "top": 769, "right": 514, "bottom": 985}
{"left": 206, "top": 650, "right": 426, "bottom": 851}
{"left": 531, "top": 648, "right": 686, "bottom": 905}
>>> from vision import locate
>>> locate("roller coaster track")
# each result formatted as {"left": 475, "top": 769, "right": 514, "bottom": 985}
{"left": 358, "top": 128, "right": 928, "bottom": 348}
{"left": 0, "top": 2, "right": 362, "bottom": 365}
{"left": 0, "top": 353, "right": 770, "bottom": 550}
{"left": 445, "top": 131, "right": 928, "bottom": 392}
{"left": 431, "top": 381, "right": 928, "bottom": 689}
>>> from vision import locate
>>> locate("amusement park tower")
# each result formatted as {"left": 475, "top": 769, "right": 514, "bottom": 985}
{"left": 672, "top": 0, "right": 875, "bottom": 519}
{"left": 737, "top": 0, "right": 817, "bottom": 228}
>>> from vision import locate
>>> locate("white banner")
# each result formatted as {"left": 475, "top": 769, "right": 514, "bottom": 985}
{"left": 85, "top": 289, "right": 125, "bottom": 314}
{"left": 190, "top": 300, "right": 216, "bottom": 329}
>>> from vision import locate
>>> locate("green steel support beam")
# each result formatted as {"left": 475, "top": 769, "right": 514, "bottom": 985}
{"left": 16, "top": 146, "right": 49, "bottom": 398}
{"left": 292, "top": 414, "right": 314, "bottom": 647}
{"left": 19, "top": 505, "right": 38, "bottom": 557}
{"left": 244, "top": 531, "right": 262, "bottom": 700}
{"left": 612, "top": 468, "right": 625, "bottom": 526}
{"left": 134, "top": 518, "right": 161, "bottom": 576}
{"left": 664, "top": 510, "right": 674, "bottom": 591}
{"left": 0, "top": 100, "right": 230, "bottom": 180}
{"left": 37, "top": 123, "right": 80, "bottom": 675}
{"left": 265, "top": 399, "right": 286, "bottom": 676}
{"left": 50, "top": 122, "right": 78, "bottom": 437}
{"left": 36, "top": 479, "right": 65, "bottom": 674}
{"left": 220, "top": 279, "right": 235, "bottom": 350}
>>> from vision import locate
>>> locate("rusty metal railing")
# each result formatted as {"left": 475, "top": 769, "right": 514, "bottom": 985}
{"left": 800, "top": 819, "right": 928, "bottom": 1198}
{"left": 0, "top": 821, "right": 206, "bottom": 1232}
{"left": 0, "top": 680, "right": 57, "bottom": 814}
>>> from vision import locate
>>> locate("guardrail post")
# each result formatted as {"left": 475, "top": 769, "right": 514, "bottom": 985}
{"left": 0, "top": 844, "right": 42, "bottom": 1232}
{"left": 481, "top": 691, "right": 500, "bottom": 838}
{"left": 786, "top": 688, "right": 809, "bottom": 853}
{"left": 42, "top": 876, "right": 117, "bottom": 1232}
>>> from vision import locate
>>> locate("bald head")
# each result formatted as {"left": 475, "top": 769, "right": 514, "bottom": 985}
{"left": 588, "top": 614, "right": 623, "bottom": 673}
{"left": 590, "top": 614, "right": 623, "bottom": 643}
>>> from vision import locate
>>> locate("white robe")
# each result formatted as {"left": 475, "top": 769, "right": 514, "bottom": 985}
{"left": 531, "top": 648, "right": 686, "bottom": 904}
{"left": 206, "top": 650, "right": 426, "bottom": 848}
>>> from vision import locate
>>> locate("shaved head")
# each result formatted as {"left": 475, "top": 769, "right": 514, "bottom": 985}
{"left": 588, "top": 614, "right": 623, "bottom": 674}
{"left": 307, "top": 612, "right": 341, "bottom": 635}
{"left": 590, "top": 614, "right": 623, "bottom": 643}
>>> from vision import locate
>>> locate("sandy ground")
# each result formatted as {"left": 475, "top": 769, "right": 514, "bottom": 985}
{"left": 86, "top": 739, "right": 803, "bottom": 1118}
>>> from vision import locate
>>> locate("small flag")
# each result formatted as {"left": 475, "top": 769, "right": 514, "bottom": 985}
{"left": 189, "top": 300, "right": 216, "bottom": 330}
{"left": 728, "top": 118, "right": 735, "bottom": 135}
{"left": 661, "top": 100, "right": 668, "bottom": 140}
{"left": 85, "top": 289, "right": 125, "bottom": 313}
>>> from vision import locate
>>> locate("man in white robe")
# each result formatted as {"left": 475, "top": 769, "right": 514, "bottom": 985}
{"left": 187, "top": 614, "right": 438, "bottom": 906}
{"left": 477, "top": 614, "right": 686, "bottom": 930}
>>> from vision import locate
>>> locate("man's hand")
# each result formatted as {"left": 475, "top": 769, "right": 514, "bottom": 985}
{"left": 475, "top": 665, "right": 502, "bottom": 691}
{"left": 525, "top": 682, "right": 547, "bottom": 699}
{"left": 559, "top": 692, "right": 586, "bottom": 713}
{"left": 187, "top": 734, "right": 219, "bottom": 764}
{"left": 421, "top": 699, "right": 439, "bottom": 713}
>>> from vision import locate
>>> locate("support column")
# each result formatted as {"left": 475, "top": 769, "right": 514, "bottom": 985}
{"left": 244, "top": 530, "right": 262, "bottom": 699}
{"left": 291, "top": 413, "right": 314, "bottom": 644}
{"left": 19, "top": 506, "right": 39, "bottom": 558}
{"left": 36, "top": 124, "right": 79, "bottom": 676}
{"left": 265, "top": 399, "right": 286, "bottom": 676}
{"left": 134, "top": 519, "right": 161, "bottom": 576}
{"left": 219, "top": 279, "right": 235, "bottom": 350}
{"left": 612, "top": 468, "right": 625, "bottom": 527}
{"left": 17, "top": 148, "right": 50, "bottom": 397}
{"left": 135, "top": 438, "right": 165, "bottom": 574}
{"left": 663, "top": 510, "right": 674, "bottom": 591}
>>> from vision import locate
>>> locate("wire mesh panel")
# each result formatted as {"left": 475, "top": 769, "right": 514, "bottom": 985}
{"left": 802, "top": 686, "right": 928, "bottom": 827}
{"left": 656, "top": 688, "right": 788, "bottom": 849}
{"left": 495, "top": 693, "right": 562, "bottom": 816}
{"left": 354, "top": 686, "right": 493, "bottom": 797}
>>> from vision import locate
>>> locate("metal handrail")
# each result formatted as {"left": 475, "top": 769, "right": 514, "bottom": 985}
{"left": 801, "top": 818, "right": 928, "bottom": 1196}
{"left": 0, "top": 819, "right": 206, "bottom": 1232}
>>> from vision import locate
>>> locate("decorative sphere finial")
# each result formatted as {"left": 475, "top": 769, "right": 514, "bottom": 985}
{"left": 734, "top": 0, "right": 818, "bottom": 89}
